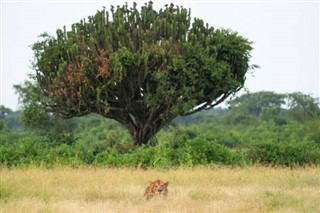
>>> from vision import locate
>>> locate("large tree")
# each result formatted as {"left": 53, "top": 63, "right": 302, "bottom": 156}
{"left": 31, "top": 2, "right": 256, "bottom": 146}
{"left": 286, "top": 92, "right": 320, "bottom": 122}
{"left": 227, "top": 91, "right": 286, "bottom": 117}
{"left": 0, "top": 105, "right": 12, "bottom": 130}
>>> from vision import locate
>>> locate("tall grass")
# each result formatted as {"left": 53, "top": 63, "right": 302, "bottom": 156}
{"left": 1, "top": 167, "right": 319, "bottom": 213}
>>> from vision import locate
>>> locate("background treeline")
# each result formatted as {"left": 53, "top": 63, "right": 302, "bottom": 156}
{"left": 1, "top": 91, "right": 320, "bottom": 168}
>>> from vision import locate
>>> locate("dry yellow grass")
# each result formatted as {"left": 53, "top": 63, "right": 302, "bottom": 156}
{"left": 1, "top": 166, "right": 319, "bottom": 213}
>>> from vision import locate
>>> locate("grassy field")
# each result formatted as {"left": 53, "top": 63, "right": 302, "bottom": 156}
{"left": 0, "top": 167, "right": 319, "bottom": 213}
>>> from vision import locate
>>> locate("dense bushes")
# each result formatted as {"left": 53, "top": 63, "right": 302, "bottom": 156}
{"left": 248, "top": 141, "right": 320, "bottom": 167}
{"left": 1, "top": 91, "right": 320, "bottom": 168}
{"left": 2, "top": 125, "right": 320, "bottom": 168}
{"left": 0, "top": 132, "right": 247, "bottom": 168}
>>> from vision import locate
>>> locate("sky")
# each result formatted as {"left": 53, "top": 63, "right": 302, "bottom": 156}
{"left": 1, "top": 0, "right": 319, "bottom": 110}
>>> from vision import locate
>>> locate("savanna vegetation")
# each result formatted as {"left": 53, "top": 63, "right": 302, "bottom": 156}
{"left": 1, "top": 2, "right": 319, "bottom": 211}
{"left": 2, "top": 3, "right": 316, "bottom": 169}
{"left": 1, "top": 91, "right": 320, "bottom": 168}
{"left": 1, "top": 167, "right": 319, "bottom": 213}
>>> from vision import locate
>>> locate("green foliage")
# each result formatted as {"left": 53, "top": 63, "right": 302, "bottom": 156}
{"left": 286, "top": 92, "right": 320, "bottom": 122}
{"left": 30, "top": 2, "right": 255, "bottom": 145}
{"left": 14, "top": 81, "right": 50, "bottom": 131}
{"left": 1, "top": 91, "right": 320, "bottom": 168}
{"left": 224, "top": 91, "right": 285, "bottom": 125}
{"left": 0, "top": 129, "right": 246, "bottom": 168}
{"left": 2, "top": 111, "right": 24, "bottom": 131}
{"left": 12, "top": 81, "right": 78, "bottom": 152}
{"left": 304, "top": 118, "right": 320, "bottom": 144}
{"left": 0, "top": 105, "right": 14, "bottom": 131}
{"left": 0, "top": 105, "right": 12, "bottom": 120}
{"left": 0, "top": 120, "right": 4, "bottom": 131}
{"left": 0, "top": 136, "right": 46, "bottom": 166}
{"left": 248, "top": 141, "right": 320, "bottom": 167}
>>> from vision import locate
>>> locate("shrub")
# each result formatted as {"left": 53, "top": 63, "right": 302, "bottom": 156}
{"left": 248, "top": 141, "right": 320, "bottom": 166}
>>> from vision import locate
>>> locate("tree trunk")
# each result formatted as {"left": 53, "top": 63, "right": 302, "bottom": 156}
{"left": 107, "top": 109, "right": 167, "bottom": 146}
{"left": 130, "top": 126, "right": 156, "bottom": 146}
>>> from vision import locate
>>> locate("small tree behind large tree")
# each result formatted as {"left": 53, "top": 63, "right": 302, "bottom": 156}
{"left": 31, "top": 2, "right": 256, "bottom": 146}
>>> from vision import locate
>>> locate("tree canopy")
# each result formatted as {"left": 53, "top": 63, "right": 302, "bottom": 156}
{"left": 228, "top": 91, "right": 285, "bottom": 116}
{"left": 31, "top": 2, "right": 255, "bottom": 145}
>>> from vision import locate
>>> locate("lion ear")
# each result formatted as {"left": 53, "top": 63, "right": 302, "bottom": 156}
{"left": 164, "top": 182, "right": 169, "bottom": 186}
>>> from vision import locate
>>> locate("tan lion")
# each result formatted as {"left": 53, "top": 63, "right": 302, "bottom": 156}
{"left": 144, "top": 179, "right": 169, "bottom": 200}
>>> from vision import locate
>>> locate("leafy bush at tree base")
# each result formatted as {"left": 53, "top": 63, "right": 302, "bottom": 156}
{"left": 0, "top": 132, "right": 248, "bottom": 168}
{"left": 1, "top": 127, "right": 320, "bottom": 168}
{"left": 1, "top": 91, "right": 320, "bottom": 168}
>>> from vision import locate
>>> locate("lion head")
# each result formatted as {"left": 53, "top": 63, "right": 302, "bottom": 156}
{"left": 144, "top": 179, "right": 169, "bottom": 200}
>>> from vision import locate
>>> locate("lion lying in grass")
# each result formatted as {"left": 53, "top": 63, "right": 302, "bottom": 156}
{"left": 144, "top": 179, "right": 169, "bottom": 200}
